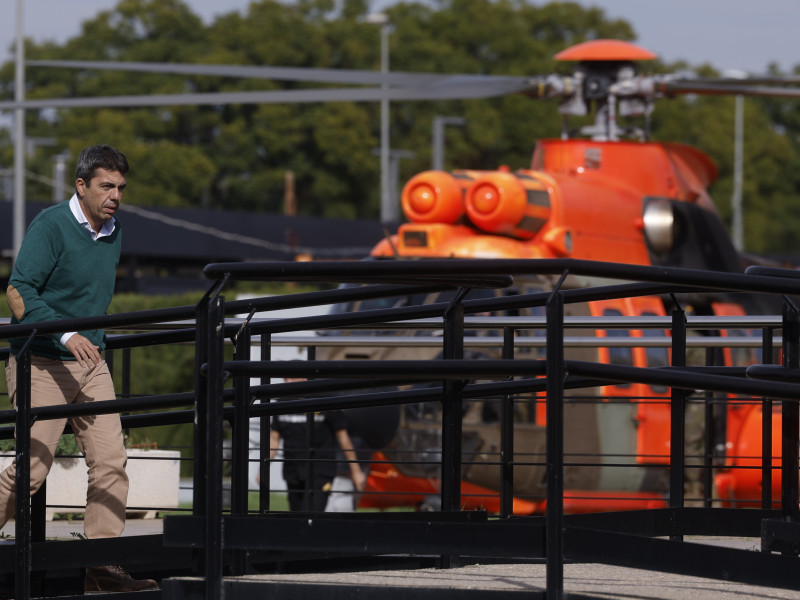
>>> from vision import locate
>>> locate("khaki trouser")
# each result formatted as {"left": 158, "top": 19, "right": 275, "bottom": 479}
{"left": 2, "top": 355, "right": 128, "bottom": 539}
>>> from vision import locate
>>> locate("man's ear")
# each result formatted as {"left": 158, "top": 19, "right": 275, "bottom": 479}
{"left": 75, "top": 178, "right": 86, "bottom": 196}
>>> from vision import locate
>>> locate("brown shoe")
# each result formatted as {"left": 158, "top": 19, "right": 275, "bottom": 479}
{"left": 84, "top": 566, "right": 158, "bottom": 594}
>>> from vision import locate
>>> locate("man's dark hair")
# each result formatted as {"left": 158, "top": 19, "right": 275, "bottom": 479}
{"left": 75, "top": 145, "right": 129, "bottom": 183}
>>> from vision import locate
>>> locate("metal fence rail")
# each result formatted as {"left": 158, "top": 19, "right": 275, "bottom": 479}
{"left": 169, "top": 257, "right": 800, "bottom": 600}
{"left": 4, "top": 257, "right": 800, "bottom": 599}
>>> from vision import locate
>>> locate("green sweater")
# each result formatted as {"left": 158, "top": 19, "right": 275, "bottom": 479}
{"left": 8, "top": 200, "right": 121, "bottom": 360}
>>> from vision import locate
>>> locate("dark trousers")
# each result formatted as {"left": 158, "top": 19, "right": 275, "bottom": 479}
{"left": 285, "top": 474, "right": 333, "bottom": 512}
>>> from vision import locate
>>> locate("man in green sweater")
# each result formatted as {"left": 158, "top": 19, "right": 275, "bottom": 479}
{"left": 2, "top": 145, "right": 158, "bottom": 593}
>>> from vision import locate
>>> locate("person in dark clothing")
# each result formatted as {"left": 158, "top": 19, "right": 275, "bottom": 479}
{"left": 269, "top": 379, "right": 366, "bottom": 511}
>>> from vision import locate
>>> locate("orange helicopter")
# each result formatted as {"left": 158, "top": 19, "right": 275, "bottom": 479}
{"left": 324, "top": 40, "right": 799, "bottom": 514}
{"left": 15, "top": 39, "right": 800, "bottom": 515}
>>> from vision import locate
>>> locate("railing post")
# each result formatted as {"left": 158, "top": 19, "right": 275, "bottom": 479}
{"left": 191, "top": 289, "right": 211, "bottom": 590}
{"left": 545, "top": 286, "right": 565, "bottom": 600}
{"left": 233, "top": 320, "right": 253, "bottom": 515}
{"left": 441, "top": 295, "right": 465, "bottom": 514}
{"left": 500, "top": 326, "right": 515, "bottom": 518}
{"left": 702, "top": 347, "right": 714, "bottom": 508}
{"left": 780, "top": 299, "right": 799, "bottom": 520}
{"left": 302, "top": 414, "right": 315, "bottom": 511}
{"left": 193, "top": 296, "right": 209, "bottom": 517}
{"left": 440, "top": 291, "right": 466, "bottom": 569}
{"left": 669, "top": 304, "right": 687, "bottom": 539}
{"left": 259, "top": 333, "right": 272, "bottom": 513}
{"left": 15, "top": 335, "right": 34, "bottom": 600}
{"left": 204, "top": 292, "right": 226, "bottom": 600}
{"left": 302, "top": 346, "right": 318, "bottom": 512}
{"left": 761, "top": 327, "right": 774, "bottom": 510}
{"left": 193, "top": 279, "right": 227, "bottom": 600}
{"left": 232, "top": 321, "right": 253, "bottom": 574}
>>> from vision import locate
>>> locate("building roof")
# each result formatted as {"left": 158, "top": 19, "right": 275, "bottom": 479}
{"left": 1, "top": 201, "right": 385, "bottom": 264}
{"left": 0, "top": 201, "right": 387, "bottom": 293}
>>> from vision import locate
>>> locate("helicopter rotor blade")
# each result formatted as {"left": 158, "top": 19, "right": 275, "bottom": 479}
{"left": 688, "top": 75, "right": 800, "bottom": 86}
{"left": 29, "top": 58, "right": 800, "bottom": 110}
{"left": 0, "top": 77, "right": 545, "bottom": 111}
{"left": 660, "top": 79, "right": 800, "bottom": 98}
{"left": 24, "top": 59, "right": 575, "bottom": 100}
{"left": 27, "top": 59, "right": 448, "bottom": 87}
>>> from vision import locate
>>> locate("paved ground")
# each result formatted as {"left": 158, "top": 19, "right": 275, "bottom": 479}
{"left": 0, "top": 515, "right": 165, "bottom": 539}
{"left": 230, "top": 561, "right": 800, "bottom": 600}
{"left": 4, "top": 519, "right": 800, "bottom": 599}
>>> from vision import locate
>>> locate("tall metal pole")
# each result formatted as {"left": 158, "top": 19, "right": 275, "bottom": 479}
{"left": 13, "top": 0, "right": 25, "bottom": 262}
{"left": 379, "top": 22, "right": 393, "bottom": 224}
{"left": 732, "top": 94, "right": 744, "bottom": 251}
{"left": 52, "top": 153, "right": 69, "bottom": 204}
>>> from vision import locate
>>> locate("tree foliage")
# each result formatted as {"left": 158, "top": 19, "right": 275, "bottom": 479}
{"left": 1, "top": 0, "right": 800, "bottom": 254}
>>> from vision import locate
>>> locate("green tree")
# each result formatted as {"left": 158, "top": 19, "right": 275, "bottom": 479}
{"left": 649, "top": 62, "right": 800, "bottom": 255}
{"left": 2, "top": 0, "right": 800, "bottom": 255}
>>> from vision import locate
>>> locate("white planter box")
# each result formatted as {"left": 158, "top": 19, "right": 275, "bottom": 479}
{"left": 0, "top": 449, "right": 181, "bottom": 520}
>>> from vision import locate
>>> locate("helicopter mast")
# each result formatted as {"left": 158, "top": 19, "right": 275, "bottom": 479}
{"left": 553, "top": 40, "right": 657, "bottom": 142}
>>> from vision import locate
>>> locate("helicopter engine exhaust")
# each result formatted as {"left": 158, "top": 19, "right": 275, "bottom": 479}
{"left": 401, "top": 167, "right": 555, "bottom": 241}
{"left": 465, "top": 169, "right": 553, "bottom": 240}
{"left": 401, "top": 170, "right": 486, "bottom": 224}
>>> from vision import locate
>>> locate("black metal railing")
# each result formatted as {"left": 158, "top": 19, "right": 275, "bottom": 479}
{"left": 185, "top": 257, "right": 800, "bottom": 600}
{"left": 4, "top": 257, "right": 800, "bottom": 599}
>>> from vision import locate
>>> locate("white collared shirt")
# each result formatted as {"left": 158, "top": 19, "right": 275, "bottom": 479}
{"left": 69, "top": 194, "right": 115, "bottom": 240}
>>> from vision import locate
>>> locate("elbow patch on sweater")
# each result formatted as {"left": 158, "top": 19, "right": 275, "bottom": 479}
{"left": 6, "top": 286, "right": 24, "bottom": 320}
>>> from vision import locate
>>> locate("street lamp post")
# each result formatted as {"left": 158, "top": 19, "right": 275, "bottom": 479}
{"left": 724, "top": 69, "right": 747, "bottom": 252}
{"left": 52, "top": 153, "right": 70, "bottom": 204}
{"left": 366, "top": 13, "right": 395, "bottom": 224}
{"left": 732, "top": 94, "right": 744, "bottom": 251}
{"left": 13, "top": 0, "right": 25, "bottom": 261}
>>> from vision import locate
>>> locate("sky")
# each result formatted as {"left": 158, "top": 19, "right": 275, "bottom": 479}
{"left": 0, "top": 0, "right": 798, "bottom": 75}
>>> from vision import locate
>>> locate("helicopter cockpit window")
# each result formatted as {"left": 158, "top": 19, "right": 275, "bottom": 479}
{"left": 603, "top": 308, "right": 632, "bottom": 389}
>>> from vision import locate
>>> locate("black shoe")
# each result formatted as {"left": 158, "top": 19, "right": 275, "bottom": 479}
{"left": 84, "top": 565, "right": 158, "bottom": 594}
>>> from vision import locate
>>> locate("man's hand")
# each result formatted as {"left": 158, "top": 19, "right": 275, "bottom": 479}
{"left": 351, "top": 467, "right": 367, "bottom": 493}
{"left": 65, "top": 334, "right": 102, "bottom": 368}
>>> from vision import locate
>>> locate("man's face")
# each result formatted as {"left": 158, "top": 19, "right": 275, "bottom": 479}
{"left": 76, "top": 168, "right": 127, "bottom": 233}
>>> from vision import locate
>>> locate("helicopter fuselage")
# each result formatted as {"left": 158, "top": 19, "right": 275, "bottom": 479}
{"left": 351, "top": 137, "right": 778, "bottom": 513}
{"left": 372, "top": 138, "right": 727, "bottom": 272}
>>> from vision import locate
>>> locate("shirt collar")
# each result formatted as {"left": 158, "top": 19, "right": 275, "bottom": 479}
{"left": 69, "top": 194, "right": 115, "bottom": 240}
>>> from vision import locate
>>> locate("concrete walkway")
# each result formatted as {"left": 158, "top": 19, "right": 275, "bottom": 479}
{"left": 0, "top": 515, "right": 165, "bottom": 539}
{"left": 4, "top": 519, "right": 800, "bottom": 599}
{"left": 222, "top": 560, "right": 800, "bottom": 600}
